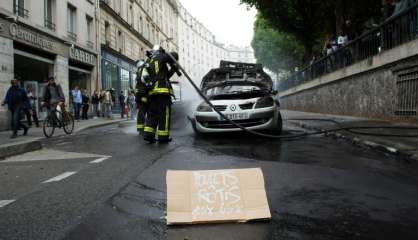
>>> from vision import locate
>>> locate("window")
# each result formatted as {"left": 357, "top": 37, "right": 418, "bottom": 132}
{"left": 117, "top": 30, "right": 123, "bottom": 52}
{"left": 86, "top": 15, "right": 94, "bottom": 47}
{"left": 121, "top": 68, "right": 130, "bottom": 93}
{"left": 14, "top": 0, "right": 28, "bottom": 18}
{"left": 115, "top": 0, "right": 122, "bottom": 14}
{"left": 129, "top": 5, "right": 134, "bottom": 26}
{"left": 139, "top": 16, "right": 143, "bottom": 33}
{"left": 67, "top": 4, "right": 77, "bottom": 41}
{"left": 104, "top": 21, "right": 110, "bottom": 45}
{"left": 44, "top": 0, "right": 55, "bottom": 31}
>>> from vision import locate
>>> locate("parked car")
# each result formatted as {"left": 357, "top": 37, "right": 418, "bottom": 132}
{"left": 192, "top": 61, "right": 282, "bottom": 134}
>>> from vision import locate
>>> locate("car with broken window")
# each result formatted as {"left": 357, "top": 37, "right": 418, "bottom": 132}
{"left": 192, "top": 61, "right": 282, "bottom": 134}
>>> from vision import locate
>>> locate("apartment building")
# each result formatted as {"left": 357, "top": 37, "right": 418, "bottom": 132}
{"left": 0, "top": 0, "right": 99, "bottom": 130}
{"left": 177, "top": 1, "right": 228, "bottom": 98}
{"left": 99, "top": 0, "right": 179, "bottom": 100}
{"left": 177, "top": 1, "right": 256, "bottom": 100}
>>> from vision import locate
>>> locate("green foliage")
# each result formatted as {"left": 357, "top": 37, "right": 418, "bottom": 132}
{"left": 241, "top": 0, "right": 382, "bottom": 57}
{"left": 252, "top": 15, "right": 304, "bottom": 73}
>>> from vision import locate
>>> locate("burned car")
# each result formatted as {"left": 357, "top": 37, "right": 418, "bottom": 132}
{"left": 193, "top": 61, "right": 282, "bottom": 134}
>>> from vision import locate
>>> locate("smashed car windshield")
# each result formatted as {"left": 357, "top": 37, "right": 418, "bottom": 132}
{"left": 206, "top": 85, "right": 262, "bottom": 96}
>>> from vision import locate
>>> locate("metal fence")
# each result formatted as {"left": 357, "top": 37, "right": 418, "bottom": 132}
{"left": 279, "top": 3, "right": 418, "bottom": 92}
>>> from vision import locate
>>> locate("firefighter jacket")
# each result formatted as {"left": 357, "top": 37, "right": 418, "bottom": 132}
{"left": 148, "top": 52, "right": 177, "bottom": 96}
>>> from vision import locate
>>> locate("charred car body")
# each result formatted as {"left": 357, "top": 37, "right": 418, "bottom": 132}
{"left": 193, "top": 61, "right": 282, "bottom": 134}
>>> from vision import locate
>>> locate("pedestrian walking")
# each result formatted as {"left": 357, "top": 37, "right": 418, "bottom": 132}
{"left": 119, "top": 91, "right": 126, "bottom": 119}
{"left": 72, "top": 86, "right": 82, "bottom": 121}
{"left": 143, "top": 47, "right": 180, "bottom": 143}
{"left": 91, "top": 90, "right": 100, "bottom": 118}
{"left": 127, "top": 90, "right": 136, "bottom": 120}
{"left": 2, "top": 79, "right": 29, "bottom": 138}
{"left": 25, "top": 85, "right": 40, "bottom": 127}
{"left": 81, "top": 90, "right": 90, "bottom": 120}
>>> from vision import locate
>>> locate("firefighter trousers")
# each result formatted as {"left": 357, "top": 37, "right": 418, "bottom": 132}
{"left": 136, "top": 100, "right": 148, "bottom": 134}
{"left": 143, "top": 95, "right": 172, "bottom": 141}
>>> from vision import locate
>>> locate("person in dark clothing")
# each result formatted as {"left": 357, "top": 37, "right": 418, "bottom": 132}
{"left": 143, "top": 48, "right": 180, "bottom": 143}
{"left": 119, "top": 91, "right": 126, "bottom": 118}
{"left": 91, "top": 91, "right": 100, "bottom": 118}
{"left": 25, "top": 85, "right": 40, "bottom": 127}
{"left": 81, "top": 90, "right": 90, "bottom": 120}
{"left": 2, "top": 79, "right": 29, "bottom": 138}
{"left": 135, "top": 59, "right": 149, "bottom": 134}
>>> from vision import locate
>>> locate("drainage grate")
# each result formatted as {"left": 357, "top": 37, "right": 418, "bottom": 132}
{"left": 395, "top": 72, "right": 418, "bottom": 117}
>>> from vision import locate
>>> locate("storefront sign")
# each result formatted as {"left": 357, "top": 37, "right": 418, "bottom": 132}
{"left": 70, "top": 47, "right": 96, "bottom": 66}
{"left": 9, "top": 23, "right": 54, "bottom": 50}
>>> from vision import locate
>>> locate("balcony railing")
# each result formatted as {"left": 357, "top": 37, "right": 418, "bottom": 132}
{"left": 67, "top": 31, "right": 77, "bottom": 41}
{"left": 87, "top": 40, "right": 94, "bottom": 49}
{"left": 44, "top": 19, "right": 56, "bottom": 31}
{"left": 14, "top": 4, "right": 29, "bottom": 18}
{"left": 279, "top": 3, "right": 418, "bottom": 92}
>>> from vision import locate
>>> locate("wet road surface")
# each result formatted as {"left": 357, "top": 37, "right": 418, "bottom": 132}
{"left": 1, "top": 101, "right": 418, "bottom": 240}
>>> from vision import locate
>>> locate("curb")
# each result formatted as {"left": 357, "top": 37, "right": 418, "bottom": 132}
{"left": 0, "top": 120, "right": 124, "bottom": 160}
{"left": 288, "top": 121, "right": 417, "bottom": 163}
{"left": 118, "top": 120, "right": 136, "bottom": 128}
{"left": 74, "top": 119, "right": 126, "bottom": 133}
{"left": 0, "top": 139, "right": 42, "bottom": 159}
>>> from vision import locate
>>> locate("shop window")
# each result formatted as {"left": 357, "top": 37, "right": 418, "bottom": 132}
{"left": 120, "top": 68, "right": 130, "bottom": 94}
{"left": 103, "top": 60, "right": 118, "bottom": 91}
{"left": 67, "top": 4, "right": 77, "bottom": 41}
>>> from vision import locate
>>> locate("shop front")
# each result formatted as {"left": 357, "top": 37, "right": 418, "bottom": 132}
{"left": 68, "top": 47, "right": 97, "bottom": 112}
{"left": 101, "top": 48, "right": 136, "bottom": 111}
{"left": 0, "top": 18, "right": 69, "bottom": 121}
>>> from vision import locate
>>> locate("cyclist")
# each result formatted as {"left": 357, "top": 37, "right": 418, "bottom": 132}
{"left": 41, "top": 76, "right": 65, "bottom": 116}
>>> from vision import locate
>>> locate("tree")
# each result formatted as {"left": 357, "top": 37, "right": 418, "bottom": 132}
{"left": 252, "top": 15, "right": 304, "bottom": 74}
{"left": 241, "top": 0, "right": 382, "bottom": 60}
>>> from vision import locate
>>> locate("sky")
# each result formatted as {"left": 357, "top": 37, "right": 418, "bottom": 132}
{"left": 179, "top": 0, "right": 257, "bottom": 47}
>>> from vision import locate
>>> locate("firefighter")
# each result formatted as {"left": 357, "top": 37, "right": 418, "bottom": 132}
{"left": 143, "top": 47, "right": 180, "bottom": 143}
{"left": 135, "top": 59, "right": 148, "bottom": 134}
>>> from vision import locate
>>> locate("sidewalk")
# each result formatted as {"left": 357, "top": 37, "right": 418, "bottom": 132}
{"left": 282, "top": 110, "right": 418, "bottom": 162}
{"left": 0, "top": 116, "right": 126, "bottom": 159}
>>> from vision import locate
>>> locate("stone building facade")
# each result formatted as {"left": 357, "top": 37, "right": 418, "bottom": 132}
{"left": 0, "top": 0, "right": 99, "bottom": 130}
{"left": 99, "top": 0, "right": 179, "bottom": 105}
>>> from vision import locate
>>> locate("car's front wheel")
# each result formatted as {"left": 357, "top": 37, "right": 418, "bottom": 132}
{"left": 274, "top": 111, "right": 283, "bottom": 135}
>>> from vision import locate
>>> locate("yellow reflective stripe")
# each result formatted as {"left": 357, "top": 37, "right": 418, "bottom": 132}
{"left": 165, "top": 106, "right": 169, "bottom": 132}
{"left": 158, "top": 131, "right": 170, "bottom": 136}
{"left": 149, "top": 88, "right": 170, "bottom": 95}
{"left": 154, "top": 61, "right": 160, "bottom": 74}
{"left": 137, "top": 124, "right": 144, "bottom": 129}
{"left": 158, "top": 107, "right": 170, "bottom": 137}
{"left": 144, "top": 127, "right": 155, "bottom": 133}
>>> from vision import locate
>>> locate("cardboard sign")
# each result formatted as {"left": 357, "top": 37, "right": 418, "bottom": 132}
{"left": 166, "top": 168, "right": 271, "bottom": 225}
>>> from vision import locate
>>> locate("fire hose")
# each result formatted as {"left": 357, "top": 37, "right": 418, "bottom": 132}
{"left": 164, "top": 52, "right": 418, "bottom": 139}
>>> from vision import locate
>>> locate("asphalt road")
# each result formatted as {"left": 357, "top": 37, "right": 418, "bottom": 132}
{"left": 1, "top": 101, "right": 418, "bottom": 240}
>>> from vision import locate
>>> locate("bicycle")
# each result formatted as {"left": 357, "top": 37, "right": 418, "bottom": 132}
{"left": 42, "top": 103, "right": 75, "bottom": 138}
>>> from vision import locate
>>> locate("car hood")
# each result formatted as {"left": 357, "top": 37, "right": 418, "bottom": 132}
{"left": 201, "top": 61, "right": 273, "bottom": 92}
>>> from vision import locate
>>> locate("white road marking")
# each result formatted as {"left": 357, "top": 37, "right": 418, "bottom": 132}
{"left": 90, "top": 156, "right": 111, "bottom": 164}
{"left": 0, "top": 200, "right": 16, "bottom": 208}
{"left": 43, "top": 172, "right": 77, "bottom": 183}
